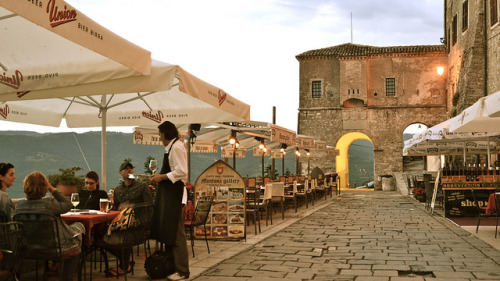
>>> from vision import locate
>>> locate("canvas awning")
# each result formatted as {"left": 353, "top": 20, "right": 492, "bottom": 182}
{"left": 450, "top": 90, "right": 500, "bottom": 133}
{"left": 1, "top": 61, "right": 250, "bottom": 189}
{"left": 0, "top": 0, "right": 151, "bottom": 96}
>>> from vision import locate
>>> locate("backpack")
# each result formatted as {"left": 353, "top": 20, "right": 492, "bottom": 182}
{"left": 144, "top": 250, "right": 175, "bottom": 279}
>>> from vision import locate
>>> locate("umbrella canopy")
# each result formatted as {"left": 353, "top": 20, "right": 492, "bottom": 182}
{"left": 0, "top": 0, "right": 151, "bottom": 95}
{"left": 450, "top": 90, "right": 500, "bottom": 133}
{"left": 403, "top": 115, "right": 500, "bottom": 170}
{"left": 1, "top": 61, "right": 250, "bottom": 189}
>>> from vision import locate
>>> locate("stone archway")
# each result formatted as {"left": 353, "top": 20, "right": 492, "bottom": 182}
{"left": 336, "top": 132, "right": 373, "bottom": 189}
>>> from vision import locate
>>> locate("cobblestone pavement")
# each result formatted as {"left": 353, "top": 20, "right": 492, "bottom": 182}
{"left": 192, "top": 191, "right": 500, "bottom": 281}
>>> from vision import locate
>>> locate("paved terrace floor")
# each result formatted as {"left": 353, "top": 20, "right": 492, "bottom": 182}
{"left": 35, "top": 188, "right": 500, "bottom": 281}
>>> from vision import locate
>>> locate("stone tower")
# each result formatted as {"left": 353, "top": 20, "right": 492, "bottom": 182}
{"left": 296, "top": 43, "right": 448, "bottom": 188}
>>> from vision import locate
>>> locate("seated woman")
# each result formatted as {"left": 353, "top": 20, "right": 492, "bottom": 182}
{"left": 0, "top": 162, "right": 16, "bottom": 222}
{"left": 77, "top": 171, "right": 108, "bottom": 210}
{"left": 15, "top": 171, "right": 84, "bottom": 281}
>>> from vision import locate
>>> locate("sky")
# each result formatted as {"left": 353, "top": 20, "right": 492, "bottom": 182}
{"left": 1, "top": 0, "right": 444, "bottom": 133}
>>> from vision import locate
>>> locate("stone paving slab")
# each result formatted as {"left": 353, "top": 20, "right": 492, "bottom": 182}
{"left": 191, "top": 191, "right": 500, "bottom": 280}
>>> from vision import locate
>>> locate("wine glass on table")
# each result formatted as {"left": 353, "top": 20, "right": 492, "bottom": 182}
{"left": 149, "top": 159, "right": 158, "bottom": 174}
{"left": 70, "top": 193, "right": 79, "bottom": 211}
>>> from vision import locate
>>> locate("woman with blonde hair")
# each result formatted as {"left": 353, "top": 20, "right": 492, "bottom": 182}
{"left": 15, "top": 171, "right": 84, "bottom": 281}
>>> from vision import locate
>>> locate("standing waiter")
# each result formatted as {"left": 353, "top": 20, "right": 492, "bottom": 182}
{"left": 150, "top": 121, "right": 189, "bottom": 281}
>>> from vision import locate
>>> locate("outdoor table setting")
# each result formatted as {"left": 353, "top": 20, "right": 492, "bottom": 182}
{"left": 61, "top": 210, "right": 120, "bottom": 247}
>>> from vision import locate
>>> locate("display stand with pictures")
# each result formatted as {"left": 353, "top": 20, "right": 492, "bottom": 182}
{"left": 193, "top": 160, "right": 246, "bottom": 240}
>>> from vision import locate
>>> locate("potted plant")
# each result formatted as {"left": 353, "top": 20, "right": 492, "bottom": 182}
{"left": 412, "top": 187, "right": 426, "bottom": 202}
{"left": 48, "top": 167, "right": 85, "bottom": 196}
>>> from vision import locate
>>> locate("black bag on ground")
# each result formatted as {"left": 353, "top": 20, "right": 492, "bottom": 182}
{"left": 144, "top": 250, "right": 174, "bottom": 279}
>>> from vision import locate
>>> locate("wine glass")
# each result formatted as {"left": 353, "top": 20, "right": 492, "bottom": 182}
{"left": 149, "top": 159, "right": 158, "bottom": 174}
{"left": 70, "top": 193, "right": 79, "bottom": 211}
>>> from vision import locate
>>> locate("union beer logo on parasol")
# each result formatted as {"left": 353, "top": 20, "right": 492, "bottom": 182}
{"left": 0, "top": 104, "right": 9, "bottom": 119}
{"left": 218, "top": 90, "right": 226, "bottom": 106}
{"left": 46, "top": 0, "right": 77, "bottom": 28}
{"left": 0, "top": 70, "right": 23, "bottom": 90}
{"left": 142, "top": 110, "right": 164, "bottom": 123}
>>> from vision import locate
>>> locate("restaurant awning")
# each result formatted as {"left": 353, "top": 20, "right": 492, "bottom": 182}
{"left": 450, "top": 90, "right": 500, "bottom": 133}
{"left": 0, "top": 0, "right": 151, "bottom": 96}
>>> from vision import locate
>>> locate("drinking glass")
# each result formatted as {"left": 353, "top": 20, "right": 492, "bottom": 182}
{"left": 70, "top": 193, "right": 79, "bottom": 211}
{"left": 149, "top": 159, "right": 158, "bottom": 174}
{"left": 99, "top": 198, "right": 110, "bottom": 212}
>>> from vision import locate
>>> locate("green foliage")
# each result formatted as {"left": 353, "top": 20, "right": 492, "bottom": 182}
{"left": 264, "top": 164, "right": 279, "bottom": 178}
{"left": 48, "top": 167, "right": 85, "bottom": 190}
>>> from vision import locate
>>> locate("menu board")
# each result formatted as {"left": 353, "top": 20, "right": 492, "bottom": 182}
{"left": 193, "top": 160, "right": 246, "bottom": 240}
{"left": 444, "top": 188, "right": 493, "bottom": 217}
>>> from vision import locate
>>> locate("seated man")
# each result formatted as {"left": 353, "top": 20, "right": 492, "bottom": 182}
{"left": 103, "top": 160, "right": 153, "bottom": 277}
{"left": 112, "top": 161, "right": 153, "bottom": 210}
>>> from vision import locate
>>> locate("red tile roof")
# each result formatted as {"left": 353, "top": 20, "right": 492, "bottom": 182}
{"left": 296, "top": 43, "right": 446, "bottom": 59}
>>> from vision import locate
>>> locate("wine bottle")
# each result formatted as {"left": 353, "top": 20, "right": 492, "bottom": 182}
{"left": 465, "top": 164, "right": 470, "bottom": 182}
{"left": 489, "top": 166, "right": 494, "bottom": 176}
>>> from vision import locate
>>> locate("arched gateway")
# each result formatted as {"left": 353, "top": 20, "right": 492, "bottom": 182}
{"left": 296, "top": 43, "right": 448, "bottom": 189}
{"left": 336, "top": 133, "right": 372, "bottom": 189}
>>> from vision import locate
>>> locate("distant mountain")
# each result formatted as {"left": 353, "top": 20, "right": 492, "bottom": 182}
{"left": 348, "top": 139, "right": 374, "bottom": 187}
{"left": 1, "top": 131, "right": 375, "bottom": 197}
{"left": 0, "top": 131, "right": 295, "bottom": 199}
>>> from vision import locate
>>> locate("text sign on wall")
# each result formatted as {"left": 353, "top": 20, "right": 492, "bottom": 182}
{"left": 194, "top": 160, "right": 246, "bottom": 240}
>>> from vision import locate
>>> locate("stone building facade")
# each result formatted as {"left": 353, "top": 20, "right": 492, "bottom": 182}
{"left": 297, "top": 0, "right": 500, "bottom": 188}
{"left": 445, "top": 0, "right": 500, "bottom": 114}
{"left": 296, "top": 44, "right": 448, "bottom": 188}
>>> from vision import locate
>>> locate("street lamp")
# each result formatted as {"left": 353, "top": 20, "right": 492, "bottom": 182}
{"left": 305, "top": 149, "right": 311, "bottom": 178}
{"left": 295, "top": 148, "right": 301, "bottom": 176}
{"left": 187, "top": 123, "right": 200, "bottom": 182}
{"left": 229, "top": 130, "right": 238, "bottom": 169}
{"left": 280, "top": 144, "right": 287, "bottom": 177}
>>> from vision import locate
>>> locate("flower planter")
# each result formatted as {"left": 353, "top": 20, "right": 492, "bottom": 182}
{"left": 56, "top": 184, "right": 78, "bottom": 196}
{"left": 415, "top": 194, "right": 426, "bottom": 202}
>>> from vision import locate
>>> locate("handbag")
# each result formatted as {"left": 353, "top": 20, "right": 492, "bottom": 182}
{"left": 144, "top": 250, "right": 174, "bottom": 279}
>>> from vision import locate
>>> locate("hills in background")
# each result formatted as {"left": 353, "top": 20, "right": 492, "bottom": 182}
{"left": 1, "top": 131, "right": 414, "bottom": 197}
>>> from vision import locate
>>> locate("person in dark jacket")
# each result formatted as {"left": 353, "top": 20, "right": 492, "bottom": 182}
{"left": 76, "top": 171, "right": 108, "bottom": 210}
{"left": 150, "top": 121, "right": 189, "bottom": 281}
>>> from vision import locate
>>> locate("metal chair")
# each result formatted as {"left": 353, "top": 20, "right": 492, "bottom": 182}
{"left": 184, "top": 196, "right": 214, "bottom": 257}
{"left": 97, "top": 203, "right": 154, "bottom": 280}
{"left": 0, "top": 222, "right": 22, "bottom": 280}
{"left": 14, "top": 213, "right": 81, "bottom": 281}
{"left": 471, "top": 188, "right": 500, "bottom": 237}
{"left": 245, "top": 188, "right": 261, "bottom": 234}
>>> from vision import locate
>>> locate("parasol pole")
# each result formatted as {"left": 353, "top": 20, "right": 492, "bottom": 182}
{"left": 487, "top": 136, "right": 491, "bottom": 169}
{"left": 101, "top": 95, "right": 107, "bottom": 191}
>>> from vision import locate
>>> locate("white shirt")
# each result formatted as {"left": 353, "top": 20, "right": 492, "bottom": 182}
{"left": 164, "top": 138, "right": 188, "bottom": 204}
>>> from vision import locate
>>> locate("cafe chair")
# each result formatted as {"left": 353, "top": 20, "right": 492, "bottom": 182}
{"left": 271, "top": 182, "right": 285, "bottom": 220}
{"left": 247, "top": 177, "right": 257, "bottom": 188}
{"left": 263, "top": 177, "right": 271, "bottom": 186}
{"left": 284, "top": 181, "right": 298, "bottom": 213}
{"left": 424, "top": 180, "right": 433, "bottom": 211}
{"left": 255, "top": 184, "right": 273, "bottom": 226}
{"left": 184, "top": 196, "right": 214, "bottom": 257}
{"left": 0, "top": 222, "right": 22, "bottom": 280}
{"left": 14, "top": 213, "right": 82, "bottom": 281}
{"left": 245, "top": 188, "right": 261, "bottom": 235}
{"left": 315, "top": 179, "right": 326, "bottom": 200}
{"left": 294, "top": 181, "right": 308, "bottom": 209}
{"left": 470, "top": 188, "right": 500, "bottom": 237}
{"left": 279, "top": 176, "right": 286, "bottom": 184}
{"left": 97, "top": 203, "right": 154, "bottom": 280}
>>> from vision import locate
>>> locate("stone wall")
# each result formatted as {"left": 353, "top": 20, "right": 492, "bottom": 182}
{"left": 297, "top": 48, "right": 448, "bottom": 183}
